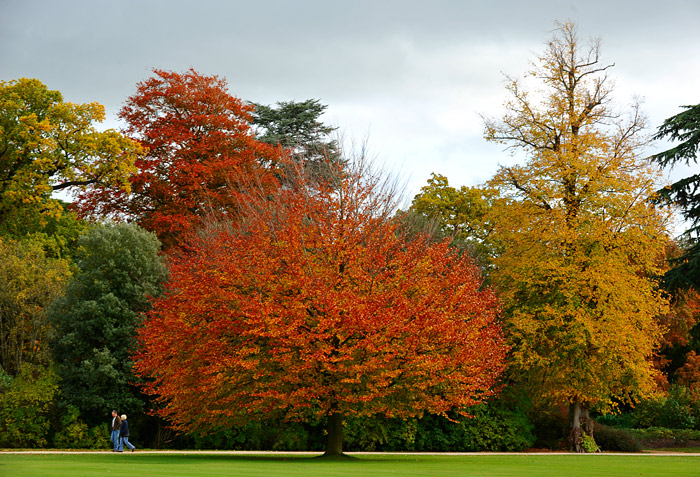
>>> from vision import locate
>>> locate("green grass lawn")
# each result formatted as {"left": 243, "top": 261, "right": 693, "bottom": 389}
{"left": 2, "top": 453, "right": 700, "bottom": 477}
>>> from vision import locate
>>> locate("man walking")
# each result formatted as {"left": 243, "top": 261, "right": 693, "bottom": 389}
{"left": 110, "top": 410, "right": 121, "bottom": 452}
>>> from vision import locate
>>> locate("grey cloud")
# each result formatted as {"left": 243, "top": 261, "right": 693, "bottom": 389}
{"left": 2, "top": 0, "right": 699, "bottom": 199}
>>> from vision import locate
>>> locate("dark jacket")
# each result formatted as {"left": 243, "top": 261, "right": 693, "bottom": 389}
{"left": 111, "top": 416, "right": 122, "bottom": 432}
{"left": 120, "top": 419, "right": 130, "bottom": 437}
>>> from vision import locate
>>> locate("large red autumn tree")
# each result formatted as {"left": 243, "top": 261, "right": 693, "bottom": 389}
{"left": 134, "top": 158, "right": 507, "bottom": 456}
{"left": 77, "top": 69, "right": 280, "bottom": 248}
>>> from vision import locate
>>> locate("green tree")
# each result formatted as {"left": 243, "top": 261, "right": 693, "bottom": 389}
{"left": 252, "top": 99, "right": 341, "bottom": 183}
{"left": 49, "top": 223, "right": 168, "bottom": 426}
{"left": 0, "top": 78, "right": 141, "bottom": 239}
{"left": 650, "top": 103, "right": 700, "bottom": 289}
{"left": 4, "top": 199, "right": 88, "bottom": 259}
{"left": 0, "top": 238, "right": 70, "bottom": 376}
{"left": 409, "top": 173, "right": 497, "bottom": 263}
{"left": 483, "top": 22, "right": 670, "bottom": 451}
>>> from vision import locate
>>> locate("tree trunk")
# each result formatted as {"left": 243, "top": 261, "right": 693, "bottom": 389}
{"left": 581, "top": 405, "right": 600, "bottom": 452}
{"left": 569, "top": 401, "right": 583, "bottom": 452}
{"left": 581, "top": 406, "right": 593, "bottom": 439}
{"left": 324, "top": 411, "right": 343, "bottom": 456}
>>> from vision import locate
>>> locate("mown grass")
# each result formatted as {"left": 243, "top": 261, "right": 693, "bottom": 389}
{"left": 2, "top": 452, "right": 700, "bottom": 476}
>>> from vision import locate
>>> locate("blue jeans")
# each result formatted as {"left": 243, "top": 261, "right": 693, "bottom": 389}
{"left": 120, "top": 436, "right": 135, "bottom": 451}
{"left": 110, "top": 430, "right": 120, "bottom": 450}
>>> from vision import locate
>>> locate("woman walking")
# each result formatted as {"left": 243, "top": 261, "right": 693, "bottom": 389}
{"left": 119, "top": 414, "right": 136, "bottom": 452}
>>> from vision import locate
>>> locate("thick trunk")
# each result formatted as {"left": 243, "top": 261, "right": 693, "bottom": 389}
{"left": 581, "top": 406, "right": 599, "bottom": 452}
{"left": 324, "top": 411, "right": 343, "bottom": 456}
{"left": 582, "top": 407, "right": 594, "bottom": 438}
{"left": 569, "top": 401, "right": 598, "bottom": 452}
{"left": 569, "top": 401, "right": 583, "bottom": 452}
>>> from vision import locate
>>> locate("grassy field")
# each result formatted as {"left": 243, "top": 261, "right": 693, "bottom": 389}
{"left": 2, "top": 452, "right": 700, "bottom": 477}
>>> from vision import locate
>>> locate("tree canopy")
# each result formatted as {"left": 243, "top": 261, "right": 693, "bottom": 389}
{"left": 77, "top": 69, "right": 281, "bottom": 249}
{"left": 0, "top": 78, "right": 140, "bottom": 239}
{"left": 252, "top": 99, "right": 342, "bottom": 186}
{"left": 409, "top": 172, "right": 497, "bottom": 263}
{"left": 0, "top": 238, "right": 70, "bottom": 376}
{"left": 252, "top": 99, "right": 338, "bottom": 157}
{"left": 650, "top": 103, "right": 700, "bottom": 289}
{"left": 134, "top": 158, "right": 507, "bottom": 456}
{"left": 49, "top": 223, "right": 168, "bottom": 425}
{"left": 483, "top": 21, "right": 671, "bottom": 451}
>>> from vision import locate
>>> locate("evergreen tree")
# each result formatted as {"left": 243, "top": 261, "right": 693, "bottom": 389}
{"left": 252, "top": 99, "right": 342, "bottom": 184}
{"left": 49, "top": 223, "right": 167, "bottom": 426}
{"left": 651, "top": 103, "right": 700, "bottom": 289}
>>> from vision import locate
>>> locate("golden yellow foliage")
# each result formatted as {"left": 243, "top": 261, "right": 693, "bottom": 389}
{"left": 484, "top": 22, "right": 671, "bottom": 411}
{"left": 0, "top": 78, "right": 141, "bottom": 235}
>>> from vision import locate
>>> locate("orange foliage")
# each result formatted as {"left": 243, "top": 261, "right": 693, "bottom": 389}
{"left": 676, "top": 351, "right": 700, "bottom": 388}
{"left": 134, "top": 162, "right": 507, "bottom": 435}
{"left": 77, "top": 69, "right": 280, "bottom": 249}
{"left": 658, "top": 288, "right": 700, "bottom": 349}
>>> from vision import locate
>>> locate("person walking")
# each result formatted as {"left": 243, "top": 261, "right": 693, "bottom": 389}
{"left": 109, "top": 410, "right": 121, "bottom": 452}
{"left": 119, "top": 414, "right": 136, "bottom": 452}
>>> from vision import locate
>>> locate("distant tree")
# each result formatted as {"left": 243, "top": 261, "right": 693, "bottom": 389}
{"left": 409, "top": 173, "right": 497, "bottom": 263}
{"left": 483, "top": 22, "right": 671, "bottom": 451}
{"left": 650, "top": 103, "right": 700, "bottom": 289}
{"left": 134, "top": 158, "right": 507, "bottom": 457}
{"left": 0, "top": 78, "right": 140, "bottom": 239}
{"left": 77, "top": 69, "right": 281, "bottom": 249}
{"left": 653, "top": 242, "right": 700, "bottom": 387}
{"left": 0, "top": 238, "right": 70, "bottom": 376}
{"left": 49, "top": 223, "right": 168, "bottom": 426}
{"left": 252, "top": 99, "right": 341, "bottom": 184}
{"left": 252, "top": 99, "right": 338, "bottom": 158}
{"left": 675, "top": 351, "right": 700, "bottom": 389}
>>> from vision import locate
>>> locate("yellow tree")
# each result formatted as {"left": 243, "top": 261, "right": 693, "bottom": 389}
{"left": 0, "top": 78, "right": 141, "bottom": 239}
{"left": 484, "top": 22, "right": 671, "bottom": 451}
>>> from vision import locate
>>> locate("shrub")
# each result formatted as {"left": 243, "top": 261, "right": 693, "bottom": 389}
{"left": 594, "top": 412, "right": 634, "bottom": 428}
{"left": 530, "top": 408, "right": 568, "bottom": 450}
{"left": 581, "top": 432, "right": 599, "bottom": 453}
{"left": 0, "top": 364, "right": 58, "bottom": 448}
{"left": 675, "top": 429, "right": 700, "bottom": 441}
{"left": 631, "top": 387, "right": 696, "bottom": 429}
{"left": 660, "top": 399, "right": 695, "bottom": 429}
{"left": 631, "top": 395, "right": 666, "bottom": 428}
{"left": 344, "top": 416, "right": 419, "bottom": 451}
{"left": 189, "top": 395, "right": 536, "bottom": 452}
{"left": 456, "top": 402, "right": 536, "bottom": 452}
{"left": 0, "top": 368, "right": 10, "bottom": 389}
{"left": 348, "top": 394, "right": 536, "bottom": 452}
{"left": 628, "top": 427, "right": 700, "bottom": 443}
{"left": 593, "top": 424, "right": 642, "bottom": 452}
{"left": 191, "top": 420, "right": 323, "bottom": 451}
{"left": 53, "top": 420, "right": 89, "bottom": 449}
{"left": 52, "top": 405, "right": 110, "bottom": 449}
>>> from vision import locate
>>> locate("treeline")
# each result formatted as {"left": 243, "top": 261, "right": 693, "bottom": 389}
{"left": 1, "top": 22, "right": 700, "bottom": 453}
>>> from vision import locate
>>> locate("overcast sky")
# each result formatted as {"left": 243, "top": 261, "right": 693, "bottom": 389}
{"left": 2, "top": 0, "right": 699, "bottom": 207}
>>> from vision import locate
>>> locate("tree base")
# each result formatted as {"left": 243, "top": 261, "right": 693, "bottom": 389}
{"left": 316, "top": 452, "right": 356, "bottom": 460}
